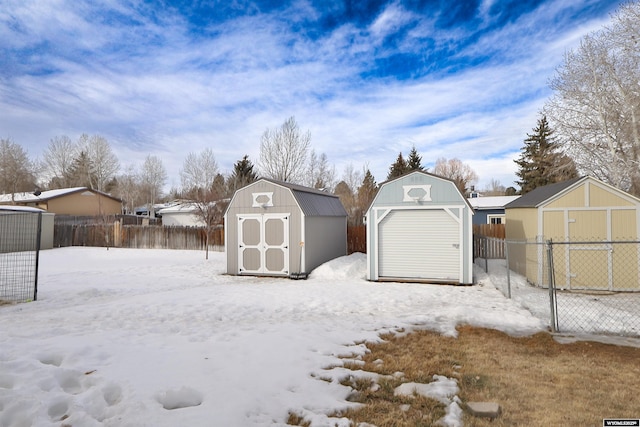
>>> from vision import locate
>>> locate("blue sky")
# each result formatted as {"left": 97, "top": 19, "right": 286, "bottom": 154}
{"left": 0, "top": 0, "right": 624, "bottom": 191}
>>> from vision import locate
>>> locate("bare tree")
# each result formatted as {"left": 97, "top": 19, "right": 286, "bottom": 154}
{"left": 42, "top": 135, "right": 78, "bottom": 189}
{"left": 79, "top": 134, "right": 120, "bottom": 191}
{"left": 483, "top": 178, "right": 506, "bottom": 196}
{"left": 180, "top": 148, "right": 219, "bottom": 195}
{"left": 140, "top": 155, "right": 167, "bottom": 217}
{"left": 0, "top": 138, "right": 36, "bottom": 199}
{"left": 544, "top": 2, "right": 640, "bottom": 195}
{"left": 305, "top": 150, "right": 336, "bottom": 190}
{"left": 433, "top": 158, "right": 478, "bottom": 196}
{"left": 341, "top": 163, "right": 363, "bottom": 195}
{"left": 115, "top": 165, "right": 143, "bottom": 215}
{"left": 334, "top": 163, "right": 365, "bottom": 224}
{"left": 180, "top": 149, "right": 223, "bottom": 259}
{"left": 258, "top": 116, "right": 311, "bottom": 184}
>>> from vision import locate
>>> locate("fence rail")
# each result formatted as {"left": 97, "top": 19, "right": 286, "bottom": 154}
{"left": 475, "top": 237, "right": 640, "bottom": 338}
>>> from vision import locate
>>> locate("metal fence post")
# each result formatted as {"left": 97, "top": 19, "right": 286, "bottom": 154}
{"left": 546, "top": 239, "right": 558, "bottom": 332}
{"left": 505, "top": 239, "right": 511, "bottom": 299}
{"left": 33, "top": 212, "right": 42, "bottom": 302}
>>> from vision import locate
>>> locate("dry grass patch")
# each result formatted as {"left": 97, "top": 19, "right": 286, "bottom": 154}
{"left": 289, "top": 326, "right": 640, "bottom": 426}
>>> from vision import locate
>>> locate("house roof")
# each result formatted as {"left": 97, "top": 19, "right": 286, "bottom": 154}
{"left": 0, "top": 187, "right": 122, "bottom": 204}
{"left": 249, "top": 178, "right": 348, "bottom": 217}
{"left": 0, "top": 205, "right": 47, "bottom": 213}
{"left": 157, "top": 203, "right": 198, "bottom": 214}
{"left": 468, "top": 196, "right": 520, "bottom": 210}
{"left": 504, "top": 177, "right": 584, "bottom": 208}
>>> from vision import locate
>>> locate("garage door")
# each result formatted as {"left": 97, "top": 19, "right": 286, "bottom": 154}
{"left": 378, "top": 209, "right": 460, "bottom": 281}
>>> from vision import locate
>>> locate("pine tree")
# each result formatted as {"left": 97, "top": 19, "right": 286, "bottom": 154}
{"left": 65, "top": 151, "right": 94, "bottom": 188}
{"left": 387, "top": 152, "right": 409, "bottom": 180}
{"left": 407, "top": 146, "right": 423, "bottom": 171}
{"left": 228, "top": 155, "right": 258, "bottom": 193}
{"left": 357, "top": 169, "right": 378, "bottom": 214}
{"left": 515, "top": 116, "right": 578, "bottom": 194}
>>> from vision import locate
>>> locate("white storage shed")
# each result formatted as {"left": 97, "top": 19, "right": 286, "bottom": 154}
{"left": 365, "top": 171, "right": 474, "bottom": 284}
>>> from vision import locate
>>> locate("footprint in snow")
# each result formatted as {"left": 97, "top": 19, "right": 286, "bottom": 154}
{"left": 156, "top": 386, "right": 203, "bottom": 410}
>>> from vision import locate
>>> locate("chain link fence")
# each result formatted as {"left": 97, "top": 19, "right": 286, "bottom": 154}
{"left": 476, "top": 236, "right": 640, "bottom": 337}
{"left": 0, "top": 210, "right": 42, "bottom": 303}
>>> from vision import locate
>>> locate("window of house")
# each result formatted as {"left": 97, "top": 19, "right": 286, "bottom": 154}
{"left": 487, "top": 215, "right": 504, "bottom": 225}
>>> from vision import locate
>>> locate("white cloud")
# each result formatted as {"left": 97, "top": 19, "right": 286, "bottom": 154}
{"left": 0, "top": 0, "right": 627, "bottom": 193}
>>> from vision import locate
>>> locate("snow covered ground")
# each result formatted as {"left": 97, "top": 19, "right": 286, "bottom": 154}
{"left": 0, "top": 247, "right": 561, "bottom": 427}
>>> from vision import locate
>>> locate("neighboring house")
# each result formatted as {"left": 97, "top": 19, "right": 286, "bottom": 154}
{"left": 505, "top": 176, "right": 640, "bottom": 291}
{"left": 468, "top": 195, "right": 520, "bottom": 225}
{"left": 225, "top": 178, "right": 348, "bottom": 278}
{"left": 0, "top": 206, "right": 55, "bottom": 250}
{"left": 365, "top": 171, "right": 474, "bottom": 285}
{"left": 0, "top": 187, "right": 122, "bottom": 216}
{"left": 158, "top": 203, "right": 205, "bottom": 227}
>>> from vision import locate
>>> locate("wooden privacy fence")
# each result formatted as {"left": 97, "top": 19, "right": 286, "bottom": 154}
{"left": 473, "top": 224, "right": 505, "bottom": 239}
{"left": 473, "top": 235, "right": 505, "bottom": 259}
{"left": 54, "top": 222, "right": 366, "bottom": 254}
{"left": 473, "top": 224, "right": 506, "bottom": 259}
{"left": 119, "top": 225, "right": 224, "bottom": 250}
{"left": 54, "top": 223, "right": 224, "bottom": 251}
{"left": 347, "top": 225, "right": 366, "bottom": 254}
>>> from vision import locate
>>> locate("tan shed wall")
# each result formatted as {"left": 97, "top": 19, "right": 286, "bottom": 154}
{"left": 611, "top": 209, "right": 639, "bottom": 290}
{"left": 45, "top": 192, "right": 122, "bottom": 216}
{"left": 542, "top": 211, "right": 565, "bottom": 241}
{"left": 588, "top": 183, "right": 634, "bottom": 207}
{"left": 568, "top": 210, "right": 607, "bottom": 239}
{"left": 505, "top": 208, "right": 538, "bottom": 280}
{"left": 545, "top": 186, "right": 585, "bottom": 209}
{"left": 505, "top": 208, "right": 537, "bottom": 240}
{"left": 612, "top": 209, "right": 637, "bottom": 239}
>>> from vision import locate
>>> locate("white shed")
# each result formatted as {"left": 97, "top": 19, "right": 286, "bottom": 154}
{"left": 365, "top": 171, "right": 474, "bottom": 284}
{"left": 225, "top": 179, "right": 348, "bottom": 278}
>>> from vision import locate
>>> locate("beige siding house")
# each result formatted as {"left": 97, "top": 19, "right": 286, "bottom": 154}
{"left": 0, "top": 187, "right": 122, "bottom": 216}
{"left": 505, "top": 176, "right": 640, "bottom": 291}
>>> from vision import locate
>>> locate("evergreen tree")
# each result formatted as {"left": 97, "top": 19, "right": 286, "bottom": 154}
{"left": 228, "top": 154, "right": 258, "bottom": 193}
{"left": 65, "top": 151, "right": 94, "bottom": 188}
{"left": 407, "top": 146, "right": 424, "bottom": 171}
{"left": 387, "top": 152, "right": 409, "bottom": 180}
{"left": 515, "top": 115, "right": 578, "bottom": 194}
{"left": 357, "top": 169, "right": 378, "bottom": 216}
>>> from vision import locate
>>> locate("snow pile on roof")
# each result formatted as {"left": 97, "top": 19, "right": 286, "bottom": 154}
{"left": 467, "top": 195, "right": 520, "bottom": 209}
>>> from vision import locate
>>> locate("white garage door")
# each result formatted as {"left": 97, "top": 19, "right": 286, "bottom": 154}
{"left": 378, "top": 209, "right": 460, "bottom": 281}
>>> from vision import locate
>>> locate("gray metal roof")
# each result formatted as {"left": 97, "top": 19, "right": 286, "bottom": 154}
{"left": 263, "top": 179, "right": 348, "bottom": 217}
{"left": 505, "top": 177, "right": 584, "bottom": 208}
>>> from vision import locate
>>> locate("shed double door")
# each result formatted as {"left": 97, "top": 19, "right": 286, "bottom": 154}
{"left": 237, "top": 214, "right": 289, "bottom": 276}
{"left": 378, "top": 209, "right": 460, "bottom": 281}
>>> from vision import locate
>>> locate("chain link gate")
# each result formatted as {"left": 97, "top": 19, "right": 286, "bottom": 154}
{"left": 0, "top": 210, "right": 42, "bottom": 303}
{"left": 477, "top": 236, "right": 640, "bottom": 337}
